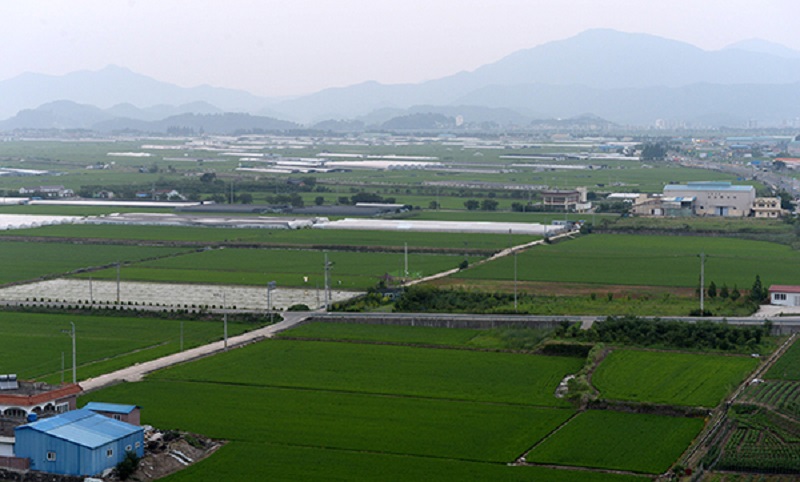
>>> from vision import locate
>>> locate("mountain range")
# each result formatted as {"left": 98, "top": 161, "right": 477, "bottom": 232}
{"left": 3, "top": 29, "right": 800, "bottom": 131}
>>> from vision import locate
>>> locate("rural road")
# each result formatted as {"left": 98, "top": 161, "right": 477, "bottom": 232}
{"left": 79, "top": 311, "right": 311, "bottom": 392}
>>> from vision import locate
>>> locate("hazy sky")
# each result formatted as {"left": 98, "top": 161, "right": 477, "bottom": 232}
{"left": 2, "top": 0, "right": 799, "bottom": 98}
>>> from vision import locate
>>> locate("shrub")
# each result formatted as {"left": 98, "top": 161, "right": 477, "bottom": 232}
{"left": 115, "top": 450, "right": 140, "bottom": 480}
{"left": 287, "top": 304, "right": 310, "bottom": 311}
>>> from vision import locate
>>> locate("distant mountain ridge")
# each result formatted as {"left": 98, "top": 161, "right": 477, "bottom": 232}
{"left": 0, "top": 65, "right": 277, "bottom": 120}
{"left": 0, "top": 100, "right": 297, "bottom": 134}
{"left": 3, "top": 30, "right": 800, "bottom": 128}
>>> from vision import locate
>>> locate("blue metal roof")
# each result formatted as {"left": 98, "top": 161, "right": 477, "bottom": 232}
{"left": 83, "top": 402, "right": 138, "bottom": 414}
{"left": 17, "top": 409, "right": 142, "bottom": 449}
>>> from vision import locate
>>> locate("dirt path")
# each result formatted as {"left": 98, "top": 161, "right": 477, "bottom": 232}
{"left": 404, "top": 229, "right": 578, "bottom": 287}
{"left": 79, "top": 311, "right": 311, "bottom": 392}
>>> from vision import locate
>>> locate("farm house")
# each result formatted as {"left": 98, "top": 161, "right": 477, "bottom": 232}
{"left": 768, "top": 285, "right": 800, "bottom": 307}
{"left": 84, "top": 402, "right": 141, "bottom": 425}
{"left": 14, "top": 408, "right": 144, "bottom": 477}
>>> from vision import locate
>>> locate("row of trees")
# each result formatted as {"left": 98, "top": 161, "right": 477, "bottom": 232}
{"left": 701, "top": 275, "right": 769, "bottom": 304}
{"left": 565, "top": 316, "right": 770, "bottom": 352}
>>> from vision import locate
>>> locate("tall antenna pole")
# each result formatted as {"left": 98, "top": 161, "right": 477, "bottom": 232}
{"left": 223, "top": 291, "right": 228, "bottom": 351}
{"left": 404, "top": 242, "right": 409, "bottom": 279}
{"left": 70, "top": 322, "right": 76, "bottom": 384}
{"left": 700, "top": 252, "right": 706, "bottom": 314}
{"left": 514, "top": 250, "right": 518, "bottom": 313}
{"left": 116, "top": 261, "right": 121, "bottom": 304}
{"left": 324, "top": 253, "right": 329, "bottom": 311}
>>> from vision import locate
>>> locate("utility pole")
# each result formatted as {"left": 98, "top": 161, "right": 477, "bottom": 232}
{"left": 223, "top": 291, "right": 228, "bottom": 351}
{"left": 324, "top": 253, "right": 332, "bottom": 310}
{"left": 514, "top": 250, "right": 518, "bottom": 313}
{"left": 267, "top": 281, "right": 276, "bottom": 324}
{"left": 699, "top": 252, "right": 706, "bottom": 314}
{"left": 89, "top": 277, "right": 93, "bottom": 305}
{"left": 61, "top": 352, "right": 64, "bottom": 384}
{"left": 61, "top": 323, "right": 76, "bottom": 384}
{"left": 116, "top": 261, "right": 121, "bottom": 304}
{"left": 180, "top": 321, "right": 184, "bottom": 352}
{"left": 404, "top": 242, "right": 409, "bottom": 279}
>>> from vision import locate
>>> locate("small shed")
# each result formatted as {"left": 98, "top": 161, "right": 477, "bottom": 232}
{"left": 14, "top": 408, "right": 144, "bottom": 477}
{"left": 768, "top": 285, "right": 800, "bottom": 307}
{"left": 84, "top": 402, "right": 140, "bottom": 426}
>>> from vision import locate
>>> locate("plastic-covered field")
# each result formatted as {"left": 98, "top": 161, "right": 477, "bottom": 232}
{"left": 0, "top": 278, "right": 357, "bottom": 310}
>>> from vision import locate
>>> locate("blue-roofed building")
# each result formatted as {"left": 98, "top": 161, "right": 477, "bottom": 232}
{"left": 663, "top": 182, "right": 755, "bottom": 217}
{"left": 84, "top": 402, "right": 141, "bottom": 426}
{"left": 14, "top": 408, "right": 144, "bottom": 477}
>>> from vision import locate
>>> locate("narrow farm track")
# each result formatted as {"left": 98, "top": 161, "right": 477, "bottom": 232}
{"left": 404, "top": 229, "right": 579, "bottom": 288}
{"left": 79, "top": 311, "right": 312, "bottom": 392}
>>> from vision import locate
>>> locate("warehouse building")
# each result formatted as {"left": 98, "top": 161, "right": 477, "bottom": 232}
{"left": 14, "top": 408, "right": 144, "bottom": 477}
{"left": 663, "top": 182, "right": 755, "bottom": 217}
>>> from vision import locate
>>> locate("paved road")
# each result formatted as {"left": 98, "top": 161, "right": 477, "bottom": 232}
{"left": 79, "top": 311, "right": 311, "bottom": 392}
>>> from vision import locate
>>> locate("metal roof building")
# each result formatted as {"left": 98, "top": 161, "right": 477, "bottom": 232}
{"left": 84, "top": 402, "right": 141, "bottom": 426}
{"left": 663, "top": 182, "right": 755, "bottom": 217}
{"left": 14, "top": 408, "right": 144, "bottom": 477}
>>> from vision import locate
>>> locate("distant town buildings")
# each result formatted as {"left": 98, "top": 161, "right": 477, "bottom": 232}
{"left": 18, "top": 185, "right": 74, "bottom": 198}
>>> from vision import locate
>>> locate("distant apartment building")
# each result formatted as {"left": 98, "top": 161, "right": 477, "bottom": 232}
{"left": 752, "top": 197, "right": 783, "bottom": 218}
{"left": 541, "top": 187, "right": 590, "bottom": 212}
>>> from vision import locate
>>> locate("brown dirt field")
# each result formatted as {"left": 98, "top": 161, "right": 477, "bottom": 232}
{"left": 430, "top": 278, "right": 696, "bottom": 298}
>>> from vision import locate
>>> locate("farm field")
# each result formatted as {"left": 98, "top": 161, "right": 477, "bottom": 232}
{"left": 77, "top": 323, "right": 662, "bottom": 481}
{"left": 604, "top": 215, "right": 793, "bottom": 235}
{"left": 765, "top": 339, "right": 800, "bottom": 380}
{"left": 0, "top": 311, "right": 261, "bottom": 383}
{"left": 739, "top": 380, "right": 800, "bottom": 417}
{"left": 5, "top": 223, "right": 535, "bottom": 250}
{"left": 526, "top": 410, "right": 704, "bottom": 474}
{"left": 159, "top": 442, "right": 646, "bottom": 482}
{"left": 0, "top": 240, "right": 190, "bottom": 285}
{"left": 84, "top": 370, "right": 574, "bottom": 462}
{"left": 150, "top": 339, "right": 583, "bottom": 406}
{"left": 714, "top": 406, "right": 800, "bottom": 474}
{"left": 456, "top": 234, "right": 800, "bottom": 288}
{"left": 278, "top": 321, "right": 488, "bottom": 346}
{"left": 74, "top": 248, "right": 480, "bottom": 290}
{"left": 593, "top": 349, "right": 758, "bottom": 407}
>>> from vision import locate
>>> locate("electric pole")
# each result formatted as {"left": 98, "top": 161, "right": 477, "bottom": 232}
{"left": 61, "top": 323, "right": 76, "bottom": 384}
{"left": 699, "top": 252, "right": 706, "bottom": 314}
